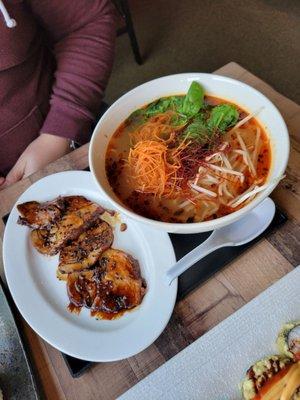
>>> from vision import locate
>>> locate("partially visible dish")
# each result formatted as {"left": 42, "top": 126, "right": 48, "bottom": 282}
{"left": 17, "top": 195, "right": 146, "bottom": 320}
{"left": 241, "top": 321, "right": 300, "bottom": 400}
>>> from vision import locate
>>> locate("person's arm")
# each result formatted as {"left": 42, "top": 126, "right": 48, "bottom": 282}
{"left": 3, "top": 0, "right": 116, "bottom": 187}
{"left": 2, "top": 134, "right": 70, "bottom": 187}
{"left": 31, "top": 0, "right": 117, "bottom": 144}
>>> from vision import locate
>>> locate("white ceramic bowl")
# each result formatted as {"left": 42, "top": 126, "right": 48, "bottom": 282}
{"left": 89, "top": 73, "right": 289, "bottom": 234}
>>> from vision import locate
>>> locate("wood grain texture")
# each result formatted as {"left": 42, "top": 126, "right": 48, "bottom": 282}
{"left": 0, "top": 62, "right": 299, "bottom": 400}
{"left": 22, "top": 321, "right": 67, "bottom": 400}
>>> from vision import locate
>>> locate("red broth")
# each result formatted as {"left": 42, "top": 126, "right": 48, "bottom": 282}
{"left": 105, "top": 96, "right": 271, "bottom": 223}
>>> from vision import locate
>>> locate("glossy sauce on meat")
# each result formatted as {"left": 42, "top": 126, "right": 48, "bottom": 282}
{"left": 58, "top": 220, "right": 113, "bottom": 274}
{"left": 17, "top": 195, "right": 146, "bottom": 321}
{"left": 67, "top": 249, "right": 146, "bottom": 320}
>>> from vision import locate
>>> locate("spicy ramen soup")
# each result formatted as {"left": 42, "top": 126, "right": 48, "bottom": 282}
{"left": 106, "top": 82, "right": 271, "bottom": 223}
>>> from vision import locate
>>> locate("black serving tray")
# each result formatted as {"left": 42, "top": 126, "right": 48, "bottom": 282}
{"left": 2, "top": 205, "right": 287, "bottom": 377}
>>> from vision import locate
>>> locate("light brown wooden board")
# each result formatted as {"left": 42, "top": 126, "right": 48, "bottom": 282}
{"left": 0, "top": 62, "right": 299, "bottom": 400}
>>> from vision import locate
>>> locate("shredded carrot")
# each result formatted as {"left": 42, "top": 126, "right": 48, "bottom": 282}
{"left": 127, "top": 139, "right": 190, "bottom": 197}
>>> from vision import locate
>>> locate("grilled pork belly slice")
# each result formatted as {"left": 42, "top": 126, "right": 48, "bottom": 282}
{"left": 67, "top": 249, "right": 146, "bottom": 318}
{"left": 58, "top": 221, "right": 113, "bottom": 274}
{"left": 30, "top": 197, "right": 104, "bottom": 255}
{"left": 17, "top": 198, "right": 65, "bottom": 229}
{"left": 17, "top": 195, "right": 102, "bottom": 229}
{"left": 47, "top": 202, "right": 103, "bottom": 252}
{"left": 63, "top": 196, "right": 97, "bottom": 212}
{"left": 31, "top": 229, "right": 53, "bottom": 255}
{"left": 67, "top": 270, "right": 96, "bottom": 309}
{"left": 93, "top": 249, "right": 146, "bottom": 315}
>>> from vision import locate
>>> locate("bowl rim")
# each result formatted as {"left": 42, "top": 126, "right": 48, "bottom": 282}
{"left": 89, "top": 72, "right": 290, "bottom": 232}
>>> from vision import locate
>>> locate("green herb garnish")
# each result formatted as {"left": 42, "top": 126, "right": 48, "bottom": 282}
{"left": 130, "top": 81, "right": 205, "bottom": 122}
{"left": 181, "top": 114, "right": 209, "bottom": 143}
{"left": 207, "top": 104, "right": 239, "bottom": 132}
{"left": 180, "top": 81, "right": 204, "bottom": 118}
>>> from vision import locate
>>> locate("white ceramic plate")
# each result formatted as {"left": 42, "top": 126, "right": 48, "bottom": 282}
{"left": 119, "top": 267, "right": 300, "bottom": 400}
{"left": 3, "top": 171, "right": 177, "bottom": 361}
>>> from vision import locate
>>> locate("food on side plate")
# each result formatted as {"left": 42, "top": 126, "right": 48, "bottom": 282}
{"left": 58, "top": 220, "right": 113, "bottom": 274}
{"left": 106, "top": 81, "right": 274, "bottom": 223}
{"left": 241, "top": 322, "right": 300, "bottom": 400}
{"left": 67, "top": 249, "right": 146, "bottom": 319}
{"left": 120, "top": 222, "right": 127, "bottom": 232}
{"left": 17, "top": 196, "right": 101, "bottom": 228}
{"left": 27, "top": 196, "right": 104, "bottom": 255}
{"left": 17, "top": 196, "right": 146, "bottom": 319}
{"left": 17, "top": 197, "right": 65, "bottom": 228}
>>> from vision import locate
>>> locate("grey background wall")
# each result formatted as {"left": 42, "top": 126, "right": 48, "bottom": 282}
{"left": 106, "top": 0, "right": 300, "bottom": 104}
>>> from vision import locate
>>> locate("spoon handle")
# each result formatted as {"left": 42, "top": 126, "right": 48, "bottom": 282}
{"left": 165, "top": 234, "right": 227, "bottom": 286}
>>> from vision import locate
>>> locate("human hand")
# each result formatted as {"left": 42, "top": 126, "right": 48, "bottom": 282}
{"left": 3, "top": 133, "right": 71, "bottom": 188}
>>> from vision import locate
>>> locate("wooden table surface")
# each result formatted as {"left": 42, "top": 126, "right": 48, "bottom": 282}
{"left": 0, "top": 62, "right": 299, "bottom": 400}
